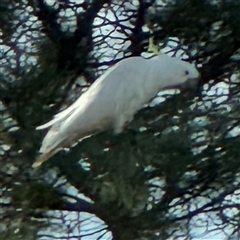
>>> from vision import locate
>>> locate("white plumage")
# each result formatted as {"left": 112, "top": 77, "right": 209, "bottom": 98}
{"left": 33, "top": 54, "right": 199, "bottom": 168}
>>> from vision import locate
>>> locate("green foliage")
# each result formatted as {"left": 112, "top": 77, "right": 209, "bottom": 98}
{"left": 11, "top": 180, "right": 61, "bottom": 209}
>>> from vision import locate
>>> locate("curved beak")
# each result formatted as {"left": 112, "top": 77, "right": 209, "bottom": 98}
{"left": 182, "top": 73, "right": 201, "bottom": 90}
{"left": 180, "top": 73, "right": 202, "bottom": 98}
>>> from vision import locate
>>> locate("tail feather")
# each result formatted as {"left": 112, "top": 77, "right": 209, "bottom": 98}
{"left": 36, "top": 120, "right": 55, "bottom": 130}
{"left": 32, "top": 149, "right": 60, "bottom": 168}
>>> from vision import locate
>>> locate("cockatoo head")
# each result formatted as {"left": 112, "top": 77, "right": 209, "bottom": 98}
{"left": 158, "top": 54, "right": 200, "bottom": 90}
{"left": 178, "top": 61, "right": 200, "bottom": 89}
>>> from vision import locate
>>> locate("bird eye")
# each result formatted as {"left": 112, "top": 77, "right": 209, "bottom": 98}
{"left": 185, "top": 70, "right": 189, "bottom": 75}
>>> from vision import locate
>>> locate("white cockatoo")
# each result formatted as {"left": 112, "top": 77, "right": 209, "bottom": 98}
{"left": 33, "top": 54, "right": 199, "bottom": 168}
